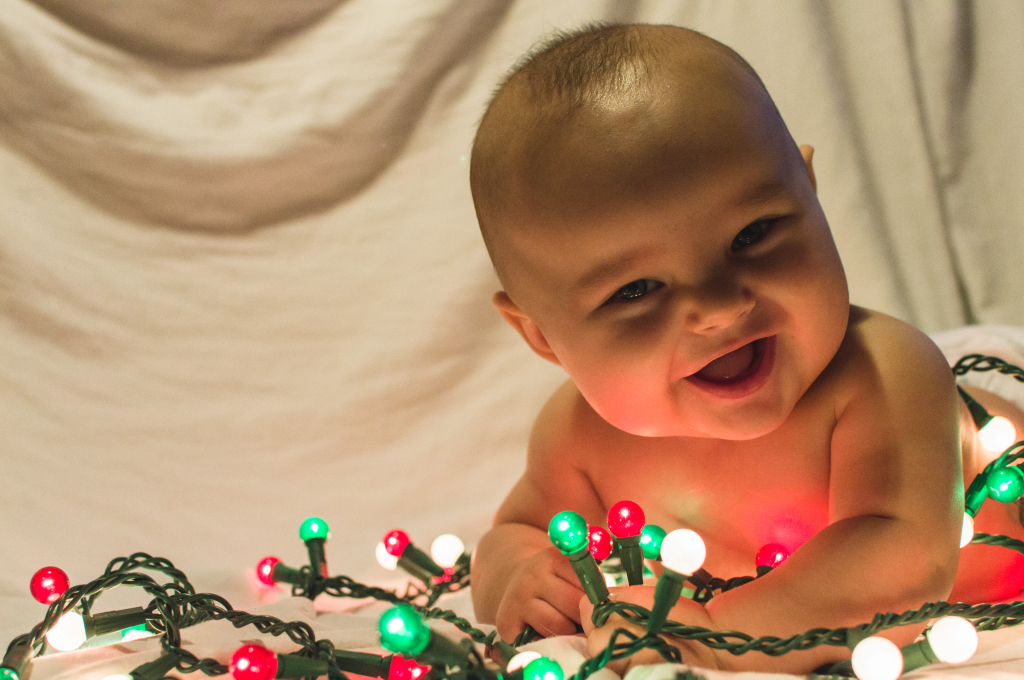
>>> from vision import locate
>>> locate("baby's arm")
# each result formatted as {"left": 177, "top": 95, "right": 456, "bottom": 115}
{"left": 586, "top": 315, "right": 964, "bottom": 674}
{"left": 472, "top": 381, "right": 607, "bottom": 641}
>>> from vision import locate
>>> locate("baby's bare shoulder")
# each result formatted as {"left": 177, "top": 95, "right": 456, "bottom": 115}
{"left": 497, "top": 380, "right": 619, "bottom": 528}
{"left": 829, "top": 306, "right": 953, "bottom": 403}
{"left": 827, "top": 307, "right": 960, "bottom": 522}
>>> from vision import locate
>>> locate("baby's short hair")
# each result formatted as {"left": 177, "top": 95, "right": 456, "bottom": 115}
{"left": 470, "top": 24, "right": 774, "bottom": 288}
{"left": 494, "top": 23, "right": 763, "bottom": 112}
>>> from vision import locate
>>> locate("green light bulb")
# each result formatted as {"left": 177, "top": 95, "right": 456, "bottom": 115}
{"left": 640, "top": 524, "right": 667, "bottom": 559}
{"left": 299, "top": 517, "right": 330, "bottom": 542}
{"left": 987, "top": 466, "right": 1024, "bottom": 503}
{"left": 378, "top": 605, "right": 431, "bottom": 656}
{"left": 547, "top": 511, "right": 589, "bottom": 554}
{"left": 0, "top": 668, "right": 19, "bottom": 680}
{"left": 524, "top": 657, "right": 563, "bottom": 680}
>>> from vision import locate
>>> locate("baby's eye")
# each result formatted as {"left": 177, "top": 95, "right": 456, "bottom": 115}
{"left": 609, "top": 279, "right": 662, "bottom": 303}
{"left": 731, "top": 219, "right": 773, "bottom": 251}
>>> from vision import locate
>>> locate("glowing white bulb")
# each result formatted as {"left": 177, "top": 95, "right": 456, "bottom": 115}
{"left": 430, "top": 534, "right": 465, "bottom": 569}
{"left": 659, "top": 529, "right": 706, "bottom": 575}
{"left": 102, "top": 675, "right": 134, "bottom": 680}
{"left": 376, "top": 541, "right": 398, "bottom": 570}
{"left": 979, "top": 416, "right": 1016, "bottom": 453}
{"left": 45, "top": 611, "right": 87, "bottom": 652}
{"left": 851, "top": 636, "right": 903, "bottom": 680}
{"left": 926, "top": 616, "right": 978, "bottom": 664}
{"left": 507, "top": 651, "right": 542, "bottom": 672}
{"left": 960, "top": 513, "right": 975, "bottom": 548}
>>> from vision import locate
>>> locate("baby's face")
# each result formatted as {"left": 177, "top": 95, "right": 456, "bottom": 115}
{"left": 494, "top": 71, "right": 849, "bottom": 439}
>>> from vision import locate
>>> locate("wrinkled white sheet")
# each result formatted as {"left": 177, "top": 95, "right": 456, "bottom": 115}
{"left": 2, "top": 0, "right": 1024, "bottom": 678}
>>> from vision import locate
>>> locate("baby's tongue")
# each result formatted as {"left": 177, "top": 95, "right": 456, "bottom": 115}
{"left": 695, "top": 342, "right": 755, "bottom": 382}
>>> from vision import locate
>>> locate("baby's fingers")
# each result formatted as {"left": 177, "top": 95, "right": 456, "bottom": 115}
{"left": 524, "top": 599, "right": 580, "bottom": 638}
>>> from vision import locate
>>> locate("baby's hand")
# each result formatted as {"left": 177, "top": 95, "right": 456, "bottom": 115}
{"left": 496, "top": 546, "right": 585, "bottom": 642}
{"left": 580, "top": 586, "right": 720, "bottom": 674}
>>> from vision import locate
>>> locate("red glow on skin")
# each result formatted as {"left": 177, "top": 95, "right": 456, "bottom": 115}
{"left": 255, "top": 557, "right": 280, "bottom": 586}
{"left": 383, "top": 530, "right": 411, "bottom": 557}
{"left": 30, "top": 566, "right": 70, "bottom": 604}
{"left": 754, "top": 506, "right": 820, "bottom": 557}
{"left": 588, "top": 526, "right": 613, "bottom": 562}
{"left": 608, "top": 501, "right": 645, "bottom": 538}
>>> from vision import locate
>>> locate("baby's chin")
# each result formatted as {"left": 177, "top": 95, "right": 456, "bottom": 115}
{"left": 602, "top": 404, "right": 793, "bottom": 440}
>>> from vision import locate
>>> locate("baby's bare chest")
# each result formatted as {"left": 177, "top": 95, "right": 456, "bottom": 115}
{"left": 586, "top": 409, "right": 834, "bottom": 578}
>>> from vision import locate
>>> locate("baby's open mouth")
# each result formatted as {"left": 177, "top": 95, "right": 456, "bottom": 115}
{"left": 693, "top": 338, "right": 767, "bottom": 384}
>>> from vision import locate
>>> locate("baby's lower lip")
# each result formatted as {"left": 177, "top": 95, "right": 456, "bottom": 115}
{"left": 685, "top": 337, "right": 776, "bottom": 400}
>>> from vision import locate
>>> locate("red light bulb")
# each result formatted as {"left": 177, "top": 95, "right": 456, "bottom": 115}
{"left": 588, "top": 526, "right": 612, "bottom": 562}
{"left": 607, "top": 501, "right": 645, "bottom": 538}
{"left": 388, "top": 654, "right": 431, "bottom": 680}
{"left": 755, "top": 543, "right": 790, "bottom": 569}
{"left": 30, "top": 566, "right": 69, "bottom": 604}
{"left": 383, "top": 530, "right": 411, "bottom": 558}
{"left": 230, "top": 645, "right": 279, "bottom": 680}
{"left": 255, "top": 557, "right": 280, "bottom": 586}
{"left": 431, "top": 567, "right": 455, "bottom": 585}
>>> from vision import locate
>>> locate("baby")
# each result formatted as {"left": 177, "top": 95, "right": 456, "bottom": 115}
{"left": 468, "top": 24, "right": 1024, "bottom": 674}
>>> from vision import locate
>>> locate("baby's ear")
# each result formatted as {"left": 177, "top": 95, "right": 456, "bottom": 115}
{"left": 492, "top": 292, "right": 561, "bottom": 366}
{"left": 799, "top": 144, "right": 817, "bottom": 194}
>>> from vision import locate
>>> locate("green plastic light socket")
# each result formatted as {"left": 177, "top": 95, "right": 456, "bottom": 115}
{"left": 333, "top": 651, "right": 393, "bottom": 678}
{"left": 85, "top": 607, "right": 148, "bottom": 638}
{"left": 615, "top": 534, "right": 644, "bottom": 585}
{"left": 397, "top": 545, "right": 445, "bottom": 580}
{"left": 567, "top": 545, "right": 610, "bottom": 604}
{"left": 276, "top": 653, "right": 330, "bottom": 679}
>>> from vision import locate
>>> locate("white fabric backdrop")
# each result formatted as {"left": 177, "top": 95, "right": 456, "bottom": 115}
{"left": 2, "top": 0, "right": 1023, "bottom": 663}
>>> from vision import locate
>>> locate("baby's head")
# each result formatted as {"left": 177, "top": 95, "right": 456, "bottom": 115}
{"left": 471, "top": 24, "right": 849, "bottom": 440}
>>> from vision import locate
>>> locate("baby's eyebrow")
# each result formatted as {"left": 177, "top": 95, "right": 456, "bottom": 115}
{"left": 574, "top": 250, "right": 652, "bottom": 294}
{"left": 735, "top": 175, "right": 794, "bottom": 210}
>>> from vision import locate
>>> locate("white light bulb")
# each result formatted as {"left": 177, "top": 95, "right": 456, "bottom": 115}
{"left": 507, "top": 651, "right": 542, "bottom": 672}
{"left": 659, "top": 529, "right": 706, "bottom": 575}
{"left": 979, "top": 416, "right": 1016, "bottom": 453}
{"left": 851, "top": 636, "right": 903, "bottom": 680}
{"left": 430, "top": 534, "right": 465, "bottom": 568}
{"left": 45, "top": 611, "right": 87, "bottom": 652}
{"left": 376, "top": 541, "right": 398, "bottom": 570}
{"left": 102, "top": 675, "right": 134, "bottom": 680}
{"left": 960, "top": 513, "right": 975, "bottom": 548}
{"left": 927, "top": 616, "right": 978, "bottom": 664}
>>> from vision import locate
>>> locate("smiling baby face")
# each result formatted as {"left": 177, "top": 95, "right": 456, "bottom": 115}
{"left": 472, "top": 25, "right": 849, "bottom": 439}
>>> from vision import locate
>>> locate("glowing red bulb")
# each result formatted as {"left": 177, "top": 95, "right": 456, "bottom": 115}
{"left": 755, "top": 543, "right": 790, "bottom": 569}
{"left": 431, "top": 567, "right": 455, "bottom": 585}
{"left": 388, "top": 654, "right": 431, "bottom": 680}
{"left": 607, "top": 501, "right": 645, "bottom": 538}
{"left": 383, "top": 530, "right": 411, "bottom": 558}
{"left": 588, "top": 526, "right": 612, "bottom": 562}
{"left": 255, "top": 557, "right": 280, "bottom": 586}
{"left": 230, "top": 645, "right": 279, "bottom": 680}
{"left": 30, "top": 566, "right": 70, "bottom": 604}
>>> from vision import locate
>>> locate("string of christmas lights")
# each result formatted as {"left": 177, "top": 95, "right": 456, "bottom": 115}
{"left": 3, "top": 355, "right": 1023, "bottom": 680}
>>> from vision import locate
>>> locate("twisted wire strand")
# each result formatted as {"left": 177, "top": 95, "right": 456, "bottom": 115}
{"left": 953, "top": 355, "right": 1024, "bottom": 383}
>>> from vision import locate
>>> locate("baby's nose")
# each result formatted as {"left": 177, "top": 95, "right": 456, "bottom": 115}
{"left": 682, "top": 279, "right": 754, "bottom": 333}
